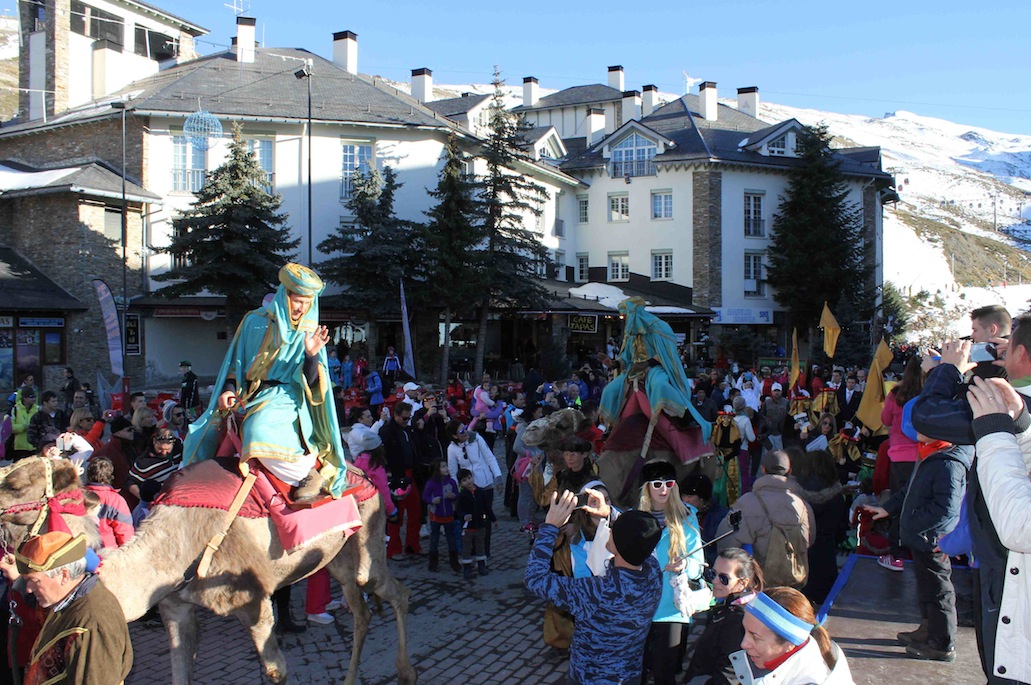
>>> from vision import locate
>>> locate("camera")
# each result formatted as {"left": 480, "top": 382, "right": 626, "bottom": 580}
{"left": 573, "top": 492, "right": 591, "bottom": 509}
{"left": 970, "top": 342, "right": 998, "bottom": 363}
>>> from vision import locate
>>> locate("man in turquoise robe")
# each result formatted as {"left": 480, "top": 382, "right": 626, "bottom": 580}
{"left": 183, "top": 263, "right": 349, "bottom": 498}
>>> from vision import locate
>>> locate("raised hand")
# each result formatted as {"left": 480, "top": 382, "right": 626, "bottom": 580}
{"left": 305, "top": 325, "right": 331, "bottom": 357}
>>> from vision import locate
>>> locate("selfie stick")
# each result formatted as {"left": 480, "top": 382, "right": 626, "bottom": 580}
{"left": 685, "top": 510, "right": 742, "bottom": 558}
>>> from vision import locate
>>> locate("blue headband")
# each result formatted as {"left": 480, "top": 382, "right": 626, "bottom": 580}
{"left": 745, "top": 592, "right": 814, "bottom": 646}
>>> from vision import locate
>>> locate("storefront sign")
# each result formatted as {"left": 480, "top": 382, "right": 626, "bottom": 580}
{"left": 569, "top": 314, "right": 598, "bottom": 334}
{"left": 0, "top": 316, "right": 11, "bottom": 327}
{"left": 154, "top": 308, "right": 200, "bottom": 318}
{"left": 711, "top": 308, "right": 773, "bottom": 325}
{"left": 124, "top": 313, "right": 141, "bottom": 355}
{"left": 18, "top": 317, "right": 64, "bottom": 328}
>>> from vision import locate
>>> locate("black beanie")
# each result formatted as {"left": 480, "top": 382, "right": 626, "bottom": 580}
{"left": 679, "top": 473, "right": 713, "bottom": 501}
{"left": 109, "top": 416, "right": 133, "bottom": 434}
{"left": 610, "top": 510, "right": 661, "bottom": 566}
{"left": 640, "top": 459, "right": 677, "bottom": 485}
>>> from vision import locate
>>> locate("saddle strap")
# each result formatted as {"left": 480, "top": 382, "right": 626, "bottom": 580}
{"left": 196, "top": 470, "right": 257, "bottom": 579}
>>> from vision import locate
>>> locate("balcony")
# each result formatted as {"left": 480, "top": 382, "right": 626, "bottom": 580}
{"left": 171, "top": 169, "right": 206, "bottom": 194}
{"left": 744, "top": 218, "right": 765, "bottom": 237}
{"left": 609, "top": 159, "right": 656, "bottom": 179}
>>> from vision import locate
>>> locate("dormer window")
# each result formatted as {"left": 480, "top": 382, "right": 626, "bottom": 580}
{"left": 767, "top": 135, "right": 787, "bottom": 156}
{"left": 610, "top": 132, "right": 656, "bottom": 178}
{"left": 71, "top": 0, "right": 124, "bottom": 47}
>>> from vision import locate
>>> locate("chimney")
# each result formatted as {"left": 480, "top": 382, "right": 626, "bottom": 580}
{"left": 587, "top": 108, "right": 605, "bottom": 144}
{"left": 608, "top": 65, "right": 624, "bottom": 91}
{"left": 235, "top": 16, "right": 255, "bottom": 63}
{"left": 642, "top": 84, "right": 658, "bottom": 117}
{"left": 737, "top": 86, "right": 759, "bottom": 118}
{"left": 699, "top": 81, "right": 717, "bottom": 121}
{"left": 523, "top": 76, "right": 539, "bottom": 107}
{"left": 411, "top": 68, "right": 432, "bottom": 103}
{"left": 91, "top": 40, "right": 120, "bottom": 100}
{"left": 621, "top": 90, "right": 641, "bottom": 123}
{"left": 333, "top": 31, "right": 358, "bottom": 75}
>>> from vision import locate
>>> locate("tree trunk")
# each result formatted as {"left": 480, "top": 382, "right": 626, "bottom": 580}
{"left": 473, "top": 299, "right": 489, "bottom": 382}
{"left": 440, "top": 305, "right": 452, "bottom": 386}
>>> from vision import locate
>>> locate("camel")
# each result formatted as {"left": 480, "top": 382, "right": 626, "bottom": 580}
{"left": 0, "top": 456, "right": 416, "bottom": 685}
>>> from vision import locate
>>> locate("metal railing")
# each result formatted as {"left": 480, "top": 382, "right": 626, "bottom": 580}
{"left": 171, "top": 169, "right": 206, "bottom": 193}
{"left": 609, "top": 160, "right": 656, "bottom": 178}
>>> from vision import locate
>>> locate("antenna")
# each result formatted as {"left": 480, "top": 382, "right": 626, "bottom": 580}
{"left": 224, "top": 0, "right": 251, "bottom": 16}
{"left": 682, "top": 71, "right": 702, "bottom": 94}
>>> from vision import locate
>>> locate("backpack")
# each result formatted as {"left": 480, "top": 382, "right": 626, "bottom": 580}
{"left": 753, "top": 493, "right": 808, "bottom": 588}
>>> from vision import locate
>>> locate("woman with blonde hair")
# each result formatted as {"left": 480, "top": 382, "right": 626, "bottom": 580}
{"left": 68, "top": 407, "right": 105, "bottom": 449}
{"left": 733, "top": 586, "right": 854, "bottom": 684}
{"left": 131, "top": 406, "right": 157, "bottom": 454}
{"left": 638, "top": 460, "right": 705, "bottom": 684}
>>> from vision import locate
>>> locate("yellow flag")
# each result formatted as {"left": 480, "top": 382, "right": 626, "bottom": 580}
{"left": 789, "top": 328, "right": 800, "bottom": 390}
{"left": 855, "top": 339, "right": 894, "bottom": 430}
{"left": 820, "top": 302, "right": 841, "bottom": 359}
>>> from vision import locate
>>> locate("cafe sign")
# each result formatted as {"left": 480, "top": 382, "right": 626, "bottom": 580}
{"left": 569, "top": 314, "right": 598, "bottom": 334}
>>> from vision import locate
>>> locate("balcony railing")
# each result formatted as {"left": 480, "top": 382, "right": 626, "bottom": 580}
{"left": 744, "top": 218, "right": 765, "bottom": 236}
{"left": 609, "top": 159, "right": 656, "bottom": 178}
{"left": 171, "top": 169, "right": 206, "bottom": 193}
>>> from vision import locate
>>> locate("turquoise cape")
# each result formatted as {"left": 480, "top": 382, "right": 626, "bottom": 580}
{"left": 182, "top": 285, "right": 350, "bottom": 497}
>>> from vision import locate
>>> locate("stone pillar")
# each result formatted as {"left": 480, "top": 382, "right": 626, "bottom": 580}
{"left": 692, "top": 169, "right": 723, "bottom": 308}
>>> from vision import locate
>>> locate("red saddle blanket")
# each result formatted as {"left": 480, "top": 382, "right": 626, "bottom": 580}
{"left": 154, "top": 458, "right": 373, "bottom": 552}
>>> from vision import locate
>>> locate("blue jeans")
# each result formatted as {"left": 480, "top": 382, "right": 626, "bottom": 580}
{"left": 518, "top": 481, "right": 538, "bottom": 526}
{"left": 428, "top": 520, "right": 459, "bottom": 555}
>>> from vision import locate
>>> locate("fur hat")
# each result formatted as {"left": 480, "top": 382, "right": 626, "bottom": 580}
{"left": 640, "top": 459, "right": 677, "bottom": 485}
{"left": 109, "top": 416, "right": 133, "bottom": 435}
{"left": 610, "top": 510, "right": 661, "bottom": 566}
{"left": 15, "top": 532, "right": 87, "bottom": 574}
{"left": 679, "top": 473, "right": 714, "bottom": 501}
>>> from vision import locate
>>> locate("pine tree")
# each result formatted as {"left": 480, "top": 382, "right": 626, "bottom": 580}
{"left": 419, "top": 134, "right": 485, "bottom": 384}
{"left": 471, "top": 67, "right": 550, "bottom": 379}
{"left": 766, "top": 124, "right": 874, "bottom": 342}
{"left": 155, "top": 123, "right": 298, "bottom": 333}
{"left": 318, "top": 166, "right": 414, "bottom": 368}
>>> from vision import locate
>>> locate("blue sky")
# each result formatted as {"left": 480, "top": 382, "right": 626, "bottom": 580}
{"left": 10, "top": 0, "right": 1031, "bottom": 134}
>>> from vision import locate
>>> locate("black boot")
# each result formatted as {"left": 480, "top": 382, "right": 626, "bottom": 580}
{"left": 428, "top": 552, "right": 439, "bottom": 572}
{"left": 477, "top": 559, "right": 489, "bottom": 576}
{"left": 273, "top": 586, "right": 307, "bottom": 634}
{"left": 463, "top": 563, "right": 474, "bottom": 580}
{"left": 448, "top": 551, "right": 461, "bottom": 572}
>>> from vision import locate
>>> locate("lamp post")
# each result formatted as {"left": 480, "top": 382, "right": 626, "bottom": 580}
{"left": 289, "top": 59, "right": 314, "bottom": 265}
{"left": 110, "top": 100, "right": 131, "bottom": 402}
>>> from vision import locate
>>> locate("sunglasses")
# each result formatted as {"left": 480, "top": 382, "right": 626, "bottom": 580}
{"left": 80, "top": 417, "right": 94, "bottom": 422}
{"left": 647, "top": 479, "right": 676, "bottom": 490}
{"left": 703, "top": 568, "right": 734, "bottom": 586}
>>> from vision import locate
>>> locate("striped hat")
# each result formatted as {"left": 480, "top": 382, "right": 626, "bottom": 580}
{"left": 744, "top": 592, "right": 814, "bottom": 646}
{"left": 278, "top": 263, "right": 325, "bottom": 297}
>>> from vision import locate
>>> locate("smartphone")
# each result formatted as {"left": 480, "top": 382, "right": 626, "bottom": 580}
{"left": 970, "top": 342, "right": 998, "bottom": 363}
{"left": 573, "top": 492, "right": 590, "bottom": 509}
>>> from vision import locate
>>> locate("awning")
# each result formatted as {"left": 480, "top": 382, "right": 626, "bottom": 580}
{"left": 520, "top": 280, "right": 713, "bottom": 318}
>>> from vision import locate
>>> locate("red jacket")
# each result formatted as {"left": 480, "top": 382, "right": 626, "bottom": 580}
{"left": 84, "top": 483, "right": 134, "bottom": 548}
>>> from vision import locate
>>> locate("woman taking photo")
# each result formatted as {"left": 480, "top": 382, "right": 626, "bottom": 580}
{"left": 638, "top": 460, "right": 705, "bottom": 685}
{"left": 683, "top": 547, "right": 764, "bottom": 685}
{"left": 733, "top": 587, "right": 854, "bottom": 684}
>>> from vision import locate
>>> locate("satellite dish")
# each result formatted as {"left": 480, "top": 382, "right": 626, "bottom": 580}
{"left": 184, "top": 108, "right": 222, "bottom": 152}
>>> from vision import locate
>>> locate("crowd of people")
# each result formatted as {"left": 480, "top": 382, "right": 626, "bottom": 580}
{"left": 2, "top": 283, "right": 1031, "bottom": 684}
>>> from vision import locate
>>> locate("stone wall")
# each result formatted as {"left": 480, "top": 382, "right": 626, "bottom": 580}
{"left": 0, "top": 194, "right": 146, "bottom": 393}
{"left": 692, "top": 169, "right": 723, "bottom": 308}
{"left": 0, "top": 116, "right": 146, "bottom": 182}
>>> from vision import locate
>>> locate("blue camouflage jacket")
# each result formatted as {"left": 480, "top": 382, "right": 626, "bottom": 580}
{"left": 525, "top": 524, "right": 662, "bottom": 684}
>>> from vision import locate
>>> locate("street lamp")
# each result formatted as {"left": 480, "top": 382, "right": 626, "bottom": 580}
{"left": 293, "top": 60, "right": 314, "bottom": 265}
{"left": 110, "top": 99, "right": 131, "bottom": 403}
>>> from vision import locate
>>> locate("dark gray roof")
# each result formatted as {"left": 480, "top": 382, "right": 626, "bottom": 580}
{"left": 0, "top": 161, "right": 160, "bottom": 202}
{"left": 521, "top": 125, "right": 554, "bottom": 145}
{"left": 513, "top": 84, "right": 622, "bottom": 112}
{"left": 424, "top": 93, "right": 490, "bottom": 118}
{"left": 118, "top": 0, "right": 208, "bottom": 34}
{"left": 0, "top": 247, "right": 86, "bottom": 311}
{"left": 561, "top": 95, "right": 891, "bottom": 180}
{"left": 0, "top": 48, "right": 466, "bottom": 136}
{"left": 739, "top": 120, "right": 794, "bottom": 147}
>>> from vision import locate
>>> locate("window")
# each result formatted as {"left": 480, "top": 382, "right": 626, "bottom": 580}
{"left": 576, "top": 254, "right": 589, "bottom": 282}
{"left": 744, "top": 193, "right": 764, "bottom": 236}
{"left": 652, "top": 251, "right": 673, "bottom": 280}
{"left": 608, "top": 252, "right": 630, "bottom": 281}
{"left": 608, "top": 194, "right": 629, "bottom": 222}
{"left": 554, "top": 250, "right": 566, "bottom": 280}
{"left": 171, "top": 225, "right": 189, "bottom": 270}
{"left": 103, "top": 208, "right": 122, "bottom": 242}
{"left": 577, "top": 195, "right": 589, "bottom": 223}
{"left": 651, "top": 191, "right": 672, "bottom": 219}
{"left": 610, "top": 132, "right": 656, "bottom": 178}
{"left": 767, "top": 135, "right": 787, "bottom": 156}
{"left": 171, "top": 135, "right": 206, "bottom": 193}
{"left": 340, "top": 142, "right": 373, "bottom": 199}
{"left": 247, "top": 138, "right": 274, "bottom": 193}
{"left": 70, "top": 1, "right": 124, "bottom": 47}
{"left": 744, "top": 253, "right": 765, "bottom": 296}
{"left": 553, "top": 218, "right": 565, "bottom": 238}
{"left": 134, "top": 25, "right": 176, "bottom": 61}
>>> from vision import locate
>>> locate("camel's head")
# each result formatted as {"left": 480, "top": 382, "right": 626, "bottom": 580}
{"left": 0, "top": 457, "right": 84, "bottom": 544}
{"left": 523, "top": 408, "right": 585, "bottom": 450}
